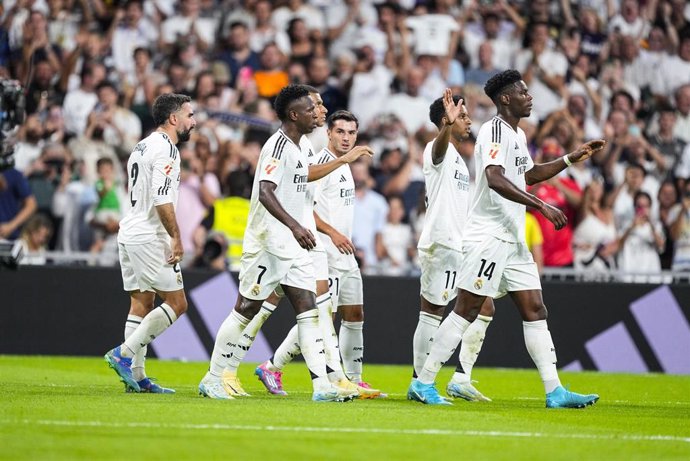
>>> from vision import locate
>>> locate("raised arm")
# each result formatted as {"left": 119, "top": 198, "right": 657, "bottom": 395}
{"left": 307, "top": 146, "right": 372, "bottom": 181}
{"left": 526, "top": 139, "right": 606, "bottom": 185}
{"left": 259, "top": 181, "right": 315, "bottom": 249}
{"left": 431, "top": 89, "right": 464, "bottom": 165}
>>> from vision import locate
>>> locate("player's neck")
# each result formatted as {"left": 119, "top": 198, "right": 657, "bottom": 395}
{"left": 280, "top": 124, "right": 303, "bottom": 145}
{"left": 496, "top": 112, "right": 520, "bottom": 131}
{"left": 157, "top": 127, "right": 178, "bottom": 145}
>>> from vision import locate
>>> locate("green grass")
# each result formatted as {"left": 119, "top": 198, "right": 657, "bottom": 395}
{"left": 1, "top": 356, "right": 689, "bottom": 460}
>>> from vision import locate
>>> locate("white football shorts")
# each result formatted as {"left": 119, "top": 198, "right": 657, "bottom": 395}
{"left": 458, "top": 236, "right": 541, "bottom": 299}
{"left": 239, "top": 250, "right": 315, "bottom": 300}
{"left": 310, "top": 248, "right": 329, "bottom": 282}
{"left": 119, "top": 240, "right": 184, "bottom": 293}
{"left": 328, "top": 265, "right": 363, "bottom": 309}
{"left": 418, "top": 243, "right": 464, "bottom": 306}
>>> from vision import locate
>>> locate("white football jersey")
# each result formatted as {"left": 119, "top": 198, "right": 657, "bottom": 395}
{"left": 243, "top": 129, "right": 312, "bottom": 259}
{"left": 417, "top": 140, "right": 470, "bottom": 250}
{"left": 463, "top": 116, "right": 534, "bottom": 244}
{"left": 314, "top": 148, "right": 358, "bottom": 270}
{"left": 303, "top": 138, "right": 324, "bottom": 253}
{"left": 118, "top": 131, "right": 181, "bottom": 245}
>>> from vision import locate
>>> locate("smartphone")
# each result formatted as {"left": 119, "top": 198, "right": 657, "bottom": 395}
{"left": 628, "top": 124, "right": 641, "bottom": 137}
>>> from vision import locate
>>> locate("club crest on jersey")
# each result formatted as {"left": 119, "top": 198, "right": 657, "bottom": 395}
{"left": 474, "top": 278, "right": 483, "bottom": 290}
{"left": 488, "top": 143, "right": 500, "bottom": 159}
{"left": 251, "top": 284, "right": 261, "bottom": 296}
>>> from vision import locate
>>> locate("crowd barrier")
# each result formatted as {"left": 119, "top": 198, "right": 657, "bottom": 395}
{"left": 1, "top": 266, "right": 688, "bottom": 374}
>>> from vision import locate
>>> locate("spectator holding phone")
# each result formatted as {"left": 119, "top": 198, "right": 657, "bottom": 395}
{"left": 668, "top": 181, "right": 690, "bottom": 271}
{"left": 617, "top": 191, "right": 664, "bottom": 282}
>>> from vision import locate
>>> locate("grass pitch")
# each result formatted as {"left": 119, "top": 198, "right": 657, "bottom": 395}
{"left": 1, "top": 356, "right": 689, "bottom": 461}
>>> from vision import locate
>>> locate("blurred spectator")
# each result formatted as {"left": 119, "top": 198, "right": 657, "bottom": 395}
{"left": 91, "top": 81, "right": 142, "bottom": 156}
{"left": 61, "top": 61, "right": 106, "bottom": 138}
{"left": 381, "top": 66, "right": 431, "bottom": 135}
{"left": 161, "top": 0, "right": 218, "bottom": 53}
{"left": 199, "top": 170, "right": 251, "bottom": 271}
{"left": 271, "top": 0, "right": 325, "bottom": 36}
{"left": 217, "top": 21, "right": 261, "bottom": 88}
{"left": 17, "top": 212, "right": 52, "bottom": 265}
{"left": 24, "top": 58, "right": 63, "bottom": 115}
{"left": 611, "top": 162, "right": 659, "bottom": 232}
{"left": 647, "top": 105, "right": 686, "bottom": 182}
{"left": 573, "top": 179, "right": 618, "bottom": 278}
{"left": 286, "top": 17, "right": 324, "bottom": 68}
{"left": 651, "top": 35, "right": 690, "bottom": 101}
{"left": 324, "top": 0, "right": 377, "bottom": 61}
{"left": 529, "top": 138, "right": 582, "bottom": 267}
{"left": 668, "top": 180, "right": 690, "bottom": 271}
{"left": 108, "top": 0, "right": 157, "bottom": 77}
{"left": 347, "top": 45, "right": 393, "bottom": 130}
{"left": 461, "top": 9, "right": 523, "bottom": 71}
{"left": 0, "top": 158, "right": 37, "bottom": 240}
{"left": 13, "top": 113, "right": 45, "bottom": 174}
{"left": 248, "top": 1, "right": 290, "bottom": 55}
{"left": 253, "top": 42, "right": 289, "bottom": 99}
{"left": 608, "top": 0, "right": 651, "bottom": 39}
{"left": 17, "top": 9, "right": 63, "bottom": 83}
{"left": 351, "top": 160, "right": 387, "bottom": 273}
{"left": 658, "top": 179, "right": 679, "bottom": 269}
{"left": 515, "top": 22, "right": 568, "bottom": 121}
{"left": 307, "top": 56, "right": 347, "bottom": 113}
{"left": 177, "top": 143, "right": 220, "bottom": 267}
{"left": 89, "top": 157, "right": 123, "bottom": 264}
{"left": 617, "top": 190, "right": 665, "bottom": 282}
{"left": 377, "top": 195, "right": 414, "bottom": 276}
{"left": 464, "top": 41, "right": 500, "bottom": 87}
{"left": 46, "top": 0, "right": 80, "bottom": 53}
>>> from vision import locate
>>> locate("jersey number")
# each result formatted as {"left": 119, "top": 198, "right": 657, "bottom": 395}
{"left": 477, "top": 259, "right": 496, "bottom": 280}
{"left": 328, "top": 277, "right": 340, "bottom": 296}
{"left": 130, "top": 162, "right": 139, "bottom": 207}
{"left": 256, "top": 265, "right": 267, "bottom": 284}
{"left": 444, "top": 270, "right": 457, "bottom": 289}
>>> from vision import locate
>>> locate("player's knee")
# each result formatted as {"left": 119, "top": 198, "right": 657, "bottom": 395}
{"left": 341, "top": 306, "right": 363, "bottom": 322}
{"left": 167, "top": 296, "right": 188, "bottom": 316}
{"left": 525, "top": 303, "right": 547, "bottom": 321}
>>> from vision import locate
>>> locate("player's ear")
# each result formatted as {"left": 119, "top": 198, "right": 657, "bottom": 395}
{"left": 500, "top": 92, "right": 510, "bottom": 106}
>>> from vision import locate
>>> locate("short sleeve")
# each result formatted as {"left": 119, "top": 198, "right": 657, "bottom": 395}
{"left": 151, "top": 149, "right": 175, "bottom": 206}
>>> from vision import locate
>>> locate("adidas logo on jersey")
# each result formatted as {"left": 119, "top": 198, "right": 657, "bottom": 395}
{"left": 514, "top": 142, "right": 519, "bottom": 149}
{"left": 296, "top": 160, "right": 303, "bottom": 168}
{"left": 339, "top": 175, "right": 347, "bottom": 182}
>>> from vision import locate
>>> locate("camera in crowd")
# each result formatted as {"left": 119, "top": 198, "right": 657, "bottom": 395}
{"left": 0, "top": 79, "right": 26, "bottom": 170}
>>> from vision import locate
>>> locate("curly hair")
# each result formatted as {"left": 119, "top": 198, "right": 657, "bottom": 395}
{"left": 484, "top": 69, "right": 523, "bottom": 101}
{"left": 429, "top": 94, "right": 463, "bottom": 128}
{"left": 151, "top": 93, "right": 191, "bottom": 127}
{"left": 273, "top": 84, "right": 311, "bottom": 121}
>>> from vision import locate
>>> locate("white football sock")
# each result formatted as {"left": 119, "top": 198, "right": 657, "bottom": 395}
{"left": 209, "top": 310, "right": 250, "bottom": 377}
{"left": 453, "top": 314, "right": 493, "bottom": 383}
{"left": 124, "top": 314, "right": 146, "bottom": 381}
{"left": 523, "top": 320, "right": 561, "bottom": 393}
{"left": 296, "top": 309, "right": 329, "bottom": 390}
{"left": 339, "top": 320, "right": 363, "bottom": 383}
{"left": 316, "top": 293, "right": 346, "bottom": 381}
{"left": 412, "top": 312, "right": 442, "bottom": 377}
{"left": 226, "top": 301, "right": 276, "bottom": 373}
{"left": 121, "top": 304, "right": 177, "bottom": 358}
{"left": 418, "top": 311, "right": 470, "bottom": 384}
{"left": 271, "top": 324, "right": 300, "bottom": 370}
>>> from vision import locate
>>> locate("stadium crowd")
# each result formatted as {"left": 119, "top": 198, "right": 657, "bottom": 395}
{"left": 2, "top": 0, "right": 690, "bottom": 281}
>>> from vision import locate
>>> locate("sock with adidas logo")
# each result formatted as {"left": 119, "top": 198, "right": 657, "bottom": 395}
{"left": 226, "top": 301, "right": 276, "bottom": 373}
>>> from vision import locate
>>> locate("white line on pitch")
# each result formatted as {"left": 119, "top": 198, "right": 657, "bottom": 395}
{"left": 4, "top": 419, "right": 689, "bottom": 444}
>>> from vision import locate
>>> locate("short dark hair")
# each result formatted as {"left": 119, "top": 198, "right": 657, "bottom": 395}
{"left": 327, "top": 110, "right": 359, "bottom": 129}
{"left": 96, "top": 157, "right": 114, "bottom": 169}
{"left": 273, "top": 84, "right": 311, "bottom": 121}
{"left": 429, "top": 94, "right": 463, "bottom": 128}
{"left": 484, "top": 69, "right": 523, "bottom": 101}
{"left": 634, "top": 190, "right": 652, "bottom": 206}
{"left": 303, "top": 84, "right": 319, "bottom": 95}
{"left": 151, "top": 93, "right": 191, "bottom": 127}
{"left": 626, "top": 161, "right": 646, "bottom": 176}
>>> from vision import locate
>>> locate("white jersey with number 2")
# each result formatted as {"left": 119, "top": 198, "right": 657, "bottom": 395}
{"left": 118, "top": 131, "right": 181, "bottom": 245}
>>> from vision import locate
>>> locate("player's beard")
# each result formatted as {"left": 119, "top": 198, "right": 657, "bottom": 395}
{"left": 177, "top": 127, "right": 192, "bottom": 143}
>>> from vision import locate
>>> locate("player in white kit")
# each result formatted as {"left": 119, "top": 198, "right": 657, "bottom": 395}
{"left": 199, "top": 84, "right": 358, "bottom": 402}
{"left": 255, "top": 110, "right": 384, "bottom": 398}
{"left": 411, "top": 89, "right": 494, "bottom": 402}
{"left": 409, "top": 70, "right": 605, "bottom": 408}
{"left": 218, "top": 89, "right": 373, "bottom": 399}
{"left": 104, "top": 93, "right": 196, "bottom": 393}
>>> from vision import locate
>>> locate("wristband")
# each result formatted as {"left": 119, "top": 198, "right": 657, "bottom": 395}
{"left": 563, "top": 155, "right": 572, "bottom": 167}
